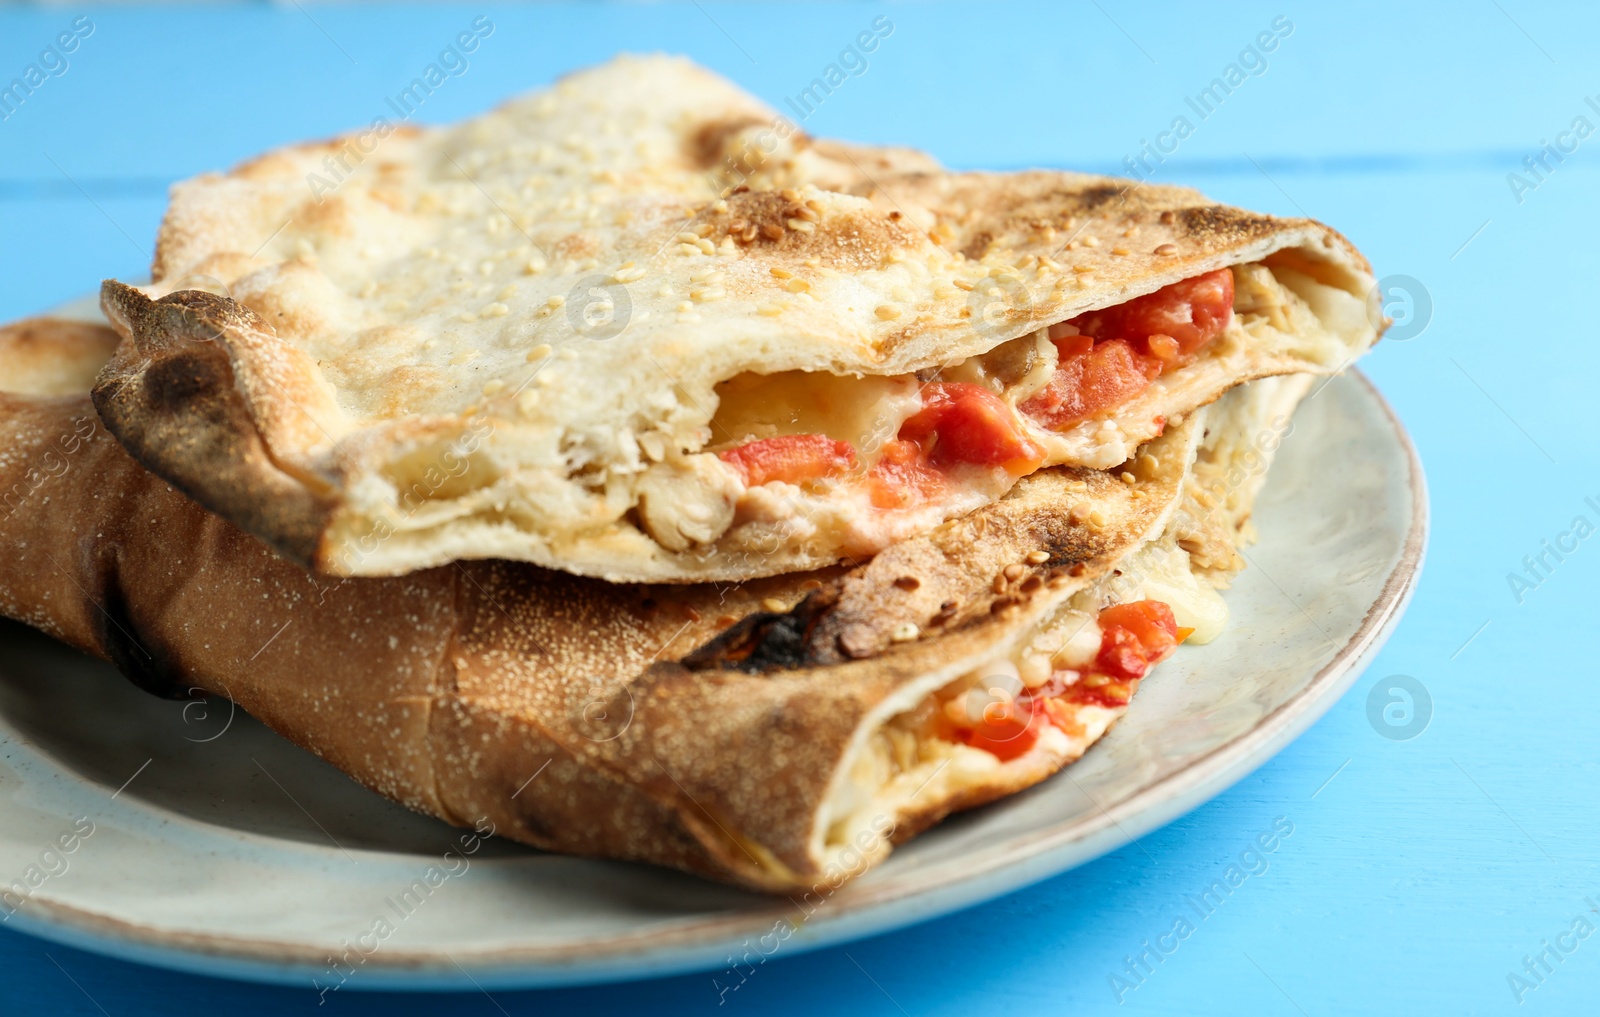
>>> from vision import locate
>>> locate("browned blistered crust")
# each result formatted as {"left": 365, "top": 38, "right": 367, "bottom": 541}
{"left": 91, "top": 56, "right": 1378, "bottom": 584}
{"left": 8, "top": 316, "right": 1201, "bottom": 892}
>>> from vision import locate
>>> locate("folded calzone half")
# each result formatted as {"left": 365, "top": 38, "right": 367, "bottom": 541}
{"left": 95, "top": 54, "right": 1377, "bottom": 582}
{"left": 2, "top": 315, "right": 1303, "bottom": 891}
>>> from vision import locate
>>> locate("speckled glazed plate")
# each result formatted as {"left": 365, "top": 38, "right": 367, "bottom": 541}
{"left": 0, "top": 367, "right": 1425, "bottom": 990}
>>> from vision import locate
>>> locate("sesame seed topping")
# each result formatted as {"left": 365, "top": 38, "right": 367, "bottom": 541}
{"left": 890, "top": 622, "right": 920, "bottom": 643}
{"left": 1120, "top": 471, "right": 1136, "bottom": 484}
{"left": 769, "top": 267, "right": 793, "bottom": 279}
{"left": 762, "top": 597, "right": 788, "bottom": 613}
{"left": 526, "top": 343, "right": 553, "bottom": 361}
{"left": 1003, "top": 564, "right": 1024, "bottom": 581}
{"left": 875, "top": 304, "right": 902, "bottom": 320}
{"left": 1154, "top": 243, "right": 1178, "bottom": 255}
{"left": 1025, "top": 550, "right": 1050, "bottom": 564}
{"left": 481, "top": 302, "right": 510, "bottom": 318}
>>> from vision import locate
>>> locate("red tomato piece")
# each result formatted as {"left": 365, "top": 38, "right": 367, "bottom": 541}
{"left": 958, "top": 700, "right": 1043, "bottom": 762}
{"left": 1095, "top": 624, "right": 1152, "bottom": 681}
{"left": 1019, "top": 338, "right": 1163, "bottom": 430}
{"left": 866, "top": 438, "right": 944, "bottom": 509}
{"left": 1093, "top": 600, "right": 1183, "bottom": 681}
{"left": 719, "top": 433, "right": 857, "bottom": 488}
{"left": 897, "top": 382, "right": 1044, "bottom": 476}
{"left": 1098, "top": 600, "right": 1182, "bottom": 664}
{"left": 1072, "top": 268, "right": 1234, "bottom": 358}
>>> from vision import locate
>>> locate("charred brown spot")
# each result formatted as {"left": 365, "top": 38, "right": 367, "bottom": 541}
{"left": 689, "top": 116, "right": 772, "bottom": 170}
{"left": 960, "top": 231, "right": 994, "bottom": 261}
{"left": 680, "top": 589, "right": 838, "bottom": 673}
{"left": 1176, "top": 204, "right": 1279, "bottom": 243}
{"left": 142, "top": 351, "right": 229, "bottom": 413}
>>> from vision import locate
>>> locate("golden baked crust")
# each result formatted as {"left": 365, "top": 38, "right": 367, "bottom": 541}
{"left": 3, "top": 315, "right": 1283, "bottom": 891}
{"left": 94, "top": 55, "right": 1378, "bottom": 583}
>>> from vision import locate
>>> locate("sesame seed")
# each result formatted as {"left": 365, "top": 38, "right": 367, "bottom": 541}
{"left": 784, "top": 278, "right": 811, "bottom": 294}
{"left": 779, "top": 188, "right": 800, "bottom": 201}
{"left": 1082, "top": 236, "right": 1100, "bottom": 248}
{"left": 757, "top": 303, "right": 786, "bottom": 316}
{"left": 893, "top": 576, "right": 921, "bottom": 591}
{"left": 762, "top": 597, "right": 788, "bottom": 613}
{"left": 695, "top": 238, "right": 716, "bottom": 255}
{"left": 875, "top": 304, "right": 901, "bottom": 320}
{"left": 1112, "top": 246, "right": 1130, "bottom": 256}
{"left": 458, "top": 312, "right": 477, "bottom": 323}
{"left": 890, "top": 622, "right": 920, "bottom": 643}
{"left": 1068, "top": 504, "right": 1090, "bottom": 524}
{"left": 787, "top": 218, "right": 815, "bottom": 233}
{"left": 1120, "top": 471, "right": 1136, "bottom": 484}
{"left": 517, "top": 390, "right": 538, "bottom": 417}
{"left": 676, "top": 301, "right": 694, "bottom": 313}
{"left": 545, "top": 295, "right": 565, "bottom": 309}
{"left": 481, "top": 302, "right": 510, "bottom": 318}
{"left": 482, "top": 379, "right": 506, "bottom": 396}
{"left": 1089, "top": 509, "right": 1107, "bottom": 527}
{"left": 1154, "top": 243, "right": 1178, "bottom": 255}
{"left": 769, "top": 267, "right": 793, "bottom": 279}
{"left": 1026, "top": 550, "right": 1050, "bottom": 565}
{"left": 525, "top": 343, "right": 552, "bottom": 361}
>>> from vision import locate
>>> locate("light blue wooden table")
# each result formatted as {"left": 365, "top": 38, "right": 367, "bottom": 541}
{"left": 2, "top": 2, "right": 1596, "bottom": 1013}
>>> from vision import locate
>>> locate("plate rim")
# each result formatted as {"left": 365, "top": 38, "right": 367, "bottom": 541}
{"left": 2, "top": 368, "right": 1428, "bottom": 989}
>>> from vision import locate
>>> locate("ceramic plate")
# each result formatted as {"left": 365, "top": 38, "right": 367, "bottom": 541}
{"left": 0, "top": 369, "right": 1425, "bottom": 990}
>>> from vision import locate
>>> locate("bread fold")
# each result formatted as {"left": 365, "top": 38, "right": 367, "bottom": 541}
{"left": 2, "top": 315, "right": 1300, "bottom": 890}
{"left": 94, "top": 54, "right": 1378, "bottom": 584}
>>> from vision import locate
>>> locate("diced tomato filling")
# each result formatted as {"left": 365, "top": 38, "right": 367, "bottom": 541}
{"left": 1095, "top": 600, "right": 1183, "bottom": 679}
{"left": 718, "top": 433, "right": 856, "bottom": 488}
{"left": 896, "top": 382, "right": 1044, "bottom": 476}
{"left": 721, "top": 382, "right": 1040, "bottom": 511}
{"left": 1021, "top": 268, "right": 1235, "bottom": 431}
{"left": 866, "top": 438, "right": 945, "bottom": 509}
{"left": 944, "top": 599, "right": 1185, "bottom": 758}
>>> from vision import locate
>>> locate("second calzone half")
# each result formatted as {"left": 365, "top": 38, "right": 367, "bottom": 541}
{"left": 95, "top": 55, "right": 1379, "bottom": 582}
